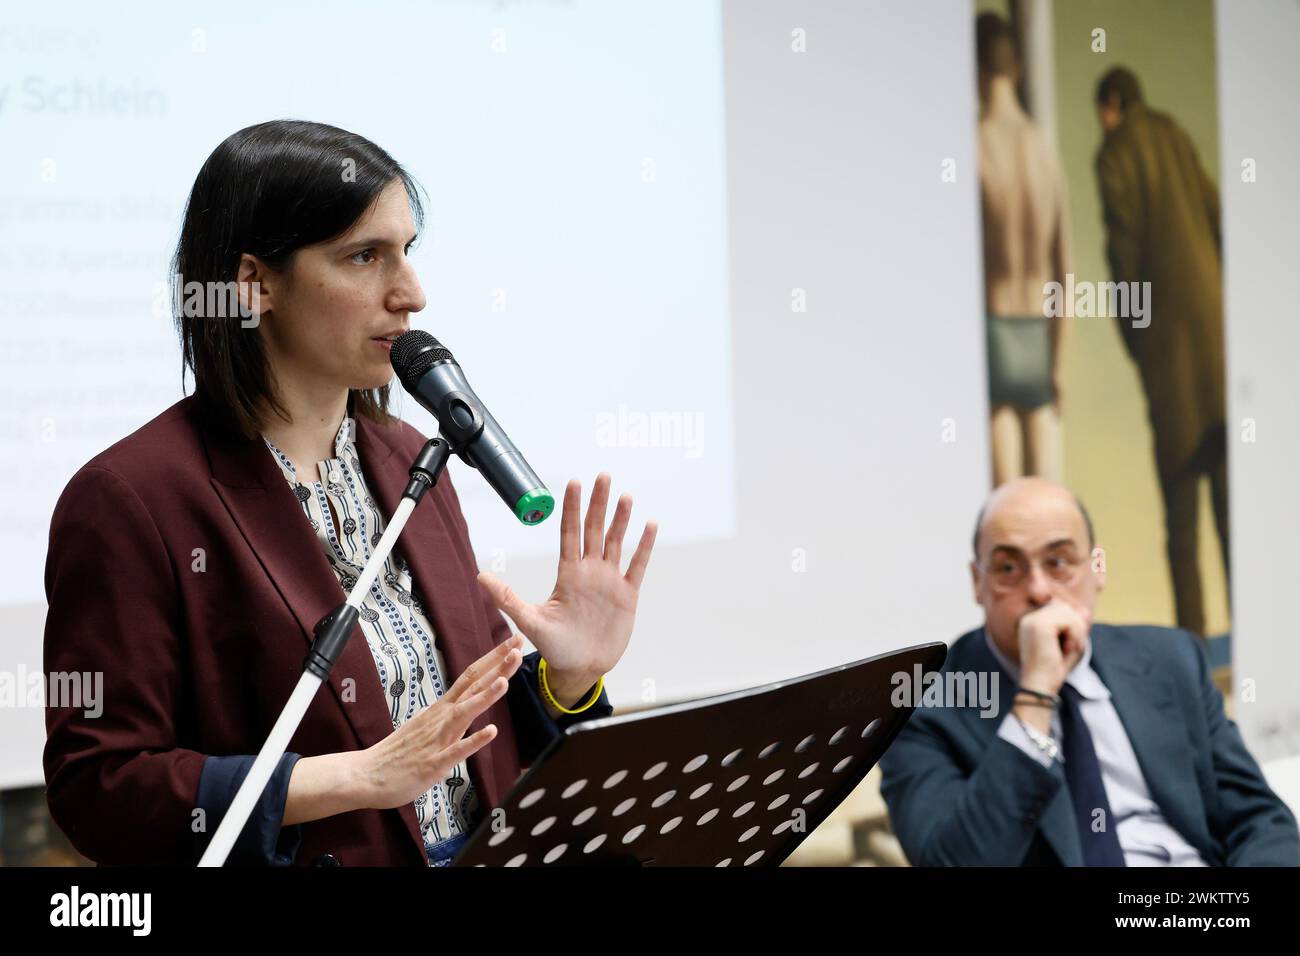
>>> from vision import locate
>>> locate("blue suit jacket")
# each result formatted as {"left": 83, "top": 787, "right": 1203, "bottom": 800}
{"left": 879, "top": 623, "right": 1300, "bottom": 866}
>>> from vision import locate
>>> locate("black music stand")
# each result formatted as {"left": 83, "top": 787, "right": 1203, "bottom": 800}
{"left": 452, "top": 642, "right": 947, "bottom": 867}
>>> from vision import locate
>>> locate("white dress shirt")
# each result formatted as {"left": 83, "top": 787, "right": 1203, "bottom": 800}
{"left": 987, "top": 629, "right": 1207, "bottom": 866}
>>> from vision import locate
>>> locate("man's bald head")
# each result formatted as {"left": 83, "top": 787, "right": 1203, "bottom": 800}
{"left": 969, "top": 477, "right": 1103, "bottom": 664}
{"left": 972, "top": 477, "right": 1095, "bottom": 561}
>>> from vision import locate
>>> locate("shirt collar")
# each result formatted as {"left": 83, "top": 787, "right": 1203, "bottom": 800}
{"left": 981, "top": 624, "right": 1110, "bottom": 701}
{"left": 332, "top": 416, "right": 355, "bottom": 458}
{"left": 260, "top": 415, "right": 356, "bottom": 482}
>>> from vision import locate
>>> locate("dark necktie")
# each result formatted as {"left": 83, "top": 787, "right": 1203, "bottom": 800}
{"left": 1059, "top": 684, "right": 1126, "bottom": 866}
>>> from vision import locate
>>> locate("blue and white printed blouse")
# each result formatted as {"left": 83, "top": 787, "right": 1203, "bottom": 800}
{"left": 261, "top": 416, "right": 479, "bottom": 865}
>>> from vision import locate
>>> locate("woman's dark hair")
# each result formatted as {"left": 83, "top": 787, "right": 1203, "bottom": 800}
{"left": 172, "top": 119, "right": 425, "bottom": 439}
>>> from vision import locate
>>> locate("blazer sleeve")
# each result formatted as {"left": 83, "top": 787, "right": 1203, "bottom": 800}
{"left": 435, "top": 471, "right": 612, "bottom": 768}
{"left": 43, "top": 465, "right": 298, "bottom": 865}
{"left": 195, "top": 753, "right": 303, "bottom": 866}
{"left": 878, "top": 706, "right": 1066, "bottom": 867}
{"left": 1181, "top": 631, "right": 1300, "bottom": 866}
{"left": 508, "top": 651, "right": 612, "bottom": 767}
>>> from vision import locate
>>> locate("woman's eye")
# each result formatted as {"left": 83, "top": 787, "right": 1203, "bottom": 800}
{"left": 351, "top": 249, "right": 377, "bottom": 264}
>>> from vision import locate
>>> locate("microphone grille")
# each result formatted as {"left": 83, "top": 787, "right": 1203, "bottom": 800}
{"left": 391, "top": 330, "right": 455, "bottom": 391}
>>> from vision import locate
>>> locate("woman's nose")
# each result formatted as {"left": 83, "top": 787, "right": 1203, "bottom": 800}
{"left": 388, "top": 258, "right": 427, "bottom": 314}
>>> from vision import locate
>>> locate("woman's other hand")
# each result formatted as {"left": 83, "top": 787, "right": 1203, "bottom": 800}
{"left": 353, "top": 635, "right": 524, "bottom": 810}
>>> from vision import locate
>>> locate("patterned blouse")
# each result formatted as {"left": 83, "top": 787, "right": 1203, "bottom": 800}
{"left": 261, "top": 416, "right": 480, "bottom": 865}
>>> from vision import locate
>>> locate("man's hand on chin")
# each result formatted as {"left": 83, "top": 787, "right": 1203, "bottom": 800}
{"left": 1016, "top": 598, "right": 1092, "bottom": 698}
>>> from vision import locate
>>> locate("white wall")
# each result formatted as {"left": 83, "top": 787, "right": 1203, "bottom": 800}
{"left": 1217, "top": 0, "right": 1300, "bottom": 762}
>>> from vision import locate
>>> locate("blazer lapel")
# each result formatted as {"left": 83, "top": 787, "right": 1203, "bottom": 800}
{"left": 961, "top": 630, "right": 1082, "bottom": 866}
{"left": 198, "top": 405, "right": 515, "bottom": 857}
{"left": 353, "top": 416, "right": 503, "bottom": 808}
{"left": 201, "top": 414, "right": 399, "bottom": 759}
{"left": 1089, "top": 626, "right": 1212, "bottom": 858}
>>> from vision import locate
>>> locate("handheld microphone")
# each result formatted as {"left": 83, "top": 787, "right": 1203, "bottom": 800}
{"left": 390, "top": 330, "right": 554, "bottom": 525}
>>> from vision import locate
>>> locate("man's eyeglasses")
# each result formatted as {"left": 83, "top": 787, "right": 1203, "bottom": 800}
{"left": 978, "top": 546, "right": 1089, "bottom": 590}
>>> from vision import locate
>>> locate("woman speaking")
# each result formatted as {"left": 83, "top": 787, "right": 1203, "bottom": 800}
{"left": 42, "top": 121, "right": 658, "bottom": 866}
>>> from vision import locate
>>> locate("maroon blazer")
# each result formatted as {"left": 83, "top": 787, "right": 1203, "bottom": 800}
{"left": 43, "top": 395, "right": 568, "bottom": 865}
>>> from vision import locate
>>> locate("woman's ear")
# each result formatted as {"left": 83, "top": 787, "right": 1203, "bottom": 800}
{"left": 235, "top": 253, "right": 271, "bottom": 329}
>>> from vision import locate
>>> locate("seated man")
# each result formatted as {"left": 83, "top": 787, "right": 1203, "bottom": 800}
{"left": 879, "top": 477, "right": 1299, "bottom": 866}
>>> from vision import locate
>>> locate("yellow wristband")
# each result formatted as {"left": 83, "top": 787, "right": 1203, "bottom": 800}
{"left": 537, "top": 657, "right": 604, "bottom": 715}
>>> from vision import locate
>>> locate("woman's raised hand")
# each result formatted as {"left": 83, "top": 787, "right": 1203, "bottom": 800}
{"left": 476, "top": 473, "right": 658, "bottom": 699}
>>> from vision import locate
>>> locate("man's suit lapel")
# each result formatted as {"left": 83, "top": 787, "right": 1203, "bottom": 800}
{"left": 1089, "top": 626, "right": 1212, "bottom": 858}
{"left": 960, "top": 630, "right": 1082, "bottom": 866}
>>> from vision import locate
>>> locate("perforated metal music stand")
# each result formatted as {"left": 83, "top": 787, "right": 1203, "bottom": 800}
{"left": 452, "top": 642, "right": 947, "bottom": 867}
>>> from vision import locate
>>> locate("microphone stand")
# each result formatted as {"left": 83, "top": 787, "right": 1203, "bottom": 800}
{"left": 198, "top": 437, "right": 454, "bottom": 867}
